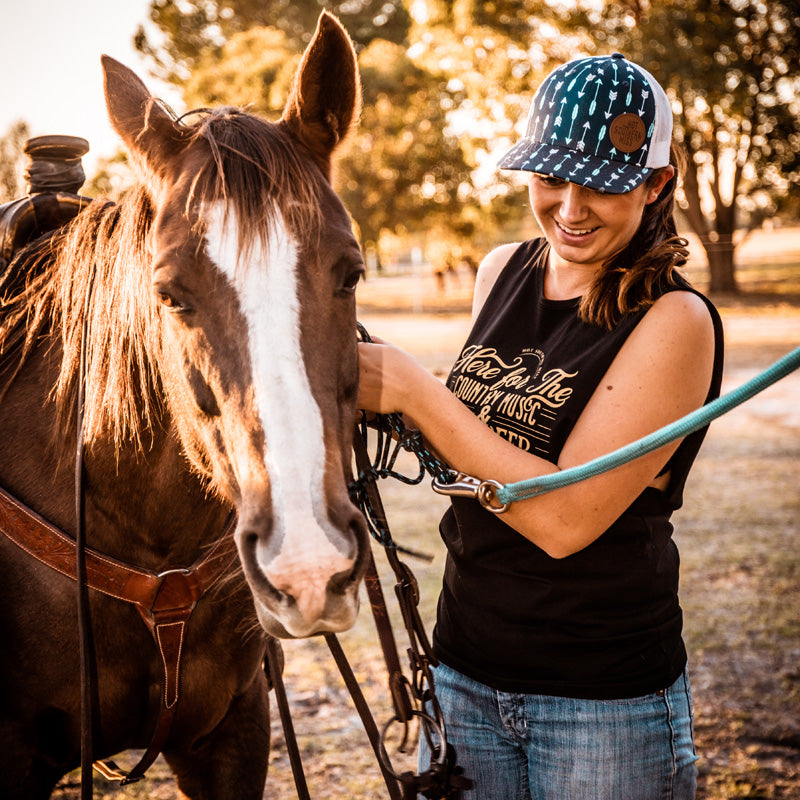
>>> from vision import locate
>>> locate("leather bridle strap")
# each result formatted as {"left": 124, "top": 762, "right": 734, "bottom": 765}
{"left": 349, "top": 428, "right": 473, "bottom": 798}
{"left": 262, "top": 554, "right": 404, "bottom": 800}
{"left": 324, "top": 631, "right": 403, "bottom": 800}
{"left": 76, "top": 307, "right": 93, "bottom": 800}
{"left": 0, "top": 484, "right": 236, "bottom": 782}
{"left": 352, "top": 436, "right": 415, "bottom": 727}
{"left": 265, "top": 636, "right": 312, "bottom": 800}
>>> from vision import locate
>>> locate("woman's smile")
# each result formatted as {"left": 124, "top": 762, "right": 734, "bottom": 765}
{"left": 553, "top": 219, "right": 601, "bottom": 238}
{"left": 529, "top": 173, "right": 671, "bottom": 281}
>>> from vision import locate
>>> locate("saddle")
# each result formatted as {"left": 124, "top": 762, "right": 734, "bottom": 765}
{"left": 0, "top": 135, "right": 92, "bottom": 274}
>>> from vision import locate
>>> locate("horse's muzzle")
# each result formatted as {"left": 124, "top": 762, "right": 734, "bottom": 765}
{"left": 236, "top": 509, "right": 367, "bottom": 638}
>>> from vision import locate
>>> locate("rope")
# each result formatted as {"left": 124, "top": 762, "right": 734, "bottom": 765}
{"left": 352, "top": 323, "right": 453, "bottom": 553}
{"left": 357, "top": 320, "right": 799, "bottom": 509}
{"left": 495, "top": 344, "right": 800, "bottom": 505}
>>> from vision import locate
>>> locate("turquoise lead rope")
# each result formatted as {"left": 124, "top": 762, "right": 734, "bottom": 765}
{"left": 493, "top": 344, "right": 800, "bottom": 506}
{"left": 428, "top": 345, "right": 800, "bottom": 511}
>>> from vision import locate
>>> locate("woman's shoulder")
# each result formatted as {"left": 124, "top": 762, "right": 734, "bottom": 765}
{"left": 648, "top": 287, "right": 719, "bottom": 334}
{"left": 476, "top": 241, "right": 521, "bottom": 281}
{"left": 471, "top": 239, "right": 545, "bottom": 320}
{"left": 633, "top": 289, "right": 719, "bottom": 368}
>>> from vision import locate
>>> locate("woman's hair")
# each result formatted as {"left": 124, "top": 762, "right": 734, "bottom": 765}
{"left": 579, "top": 144, "right": 689, "bottom": 330}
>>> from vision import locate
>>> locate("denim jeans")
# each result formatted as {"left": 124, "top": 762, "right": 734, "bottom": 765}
{"left": 419, "top": 662, "right": 698, "bottom": 800}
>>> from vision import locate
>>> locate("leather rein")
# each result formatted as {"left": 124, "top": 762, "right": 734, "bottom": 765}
{"left": 265, "top": 428, "right": 471, "bottom": 800}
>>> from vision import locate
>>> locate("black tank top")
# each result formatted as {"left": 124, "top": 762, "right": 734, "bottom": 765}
{"left": 433, "top": 238, "right": 724, "bottom": 699}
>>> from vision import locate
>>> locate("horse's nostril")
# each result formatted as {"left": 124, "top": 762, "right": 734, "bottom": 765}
{"left": 328, "top": 566, "right": 356, "bottom": 594}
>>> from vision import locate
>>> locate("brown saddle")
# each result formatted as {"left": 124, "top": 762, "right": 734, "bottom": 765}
{"left": 0, "top": 135, "right": 92, "bottom": 273}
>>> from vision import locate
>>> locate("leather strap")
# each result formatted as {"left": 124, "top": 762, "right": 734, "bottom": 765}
{"left": 0, "top": 485, "right": 235, "bottom": 607}
{"left": 324, "top": 633, "right": 403, "bottom": 800}
{"left": 265, "top": 636, "right": 311, "bottom": 800}
{"left": 0, "top": 483, "right": 237, "bottom": 781}
{"left": 352, "top": 436, "right": 415, "bottom": 725}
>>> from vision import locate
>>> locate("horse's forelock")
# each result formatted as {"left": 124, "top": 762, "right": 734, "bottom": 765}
{"left": 184, "top": 108, "right": 325, "bottom": 260}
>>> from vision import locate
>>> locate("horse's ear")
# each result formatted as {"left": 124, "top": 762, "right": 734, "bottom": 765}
{"left": 280, "top": 11, "right": 361, "bottom": 179}
{"left": 102, "top": 55, "right": 185, "bottom": 180}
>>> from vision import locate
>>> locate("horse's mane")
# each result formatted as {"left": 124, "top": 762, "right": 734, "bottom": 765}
{"left": 0, "top": 106, "right": 325, "bottom": 450}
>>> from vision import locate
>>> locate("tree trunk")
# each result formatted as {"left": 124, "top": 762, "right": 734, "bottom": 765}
{"left": 679, "top": 127, "right": 740, "bottom": 295}
{"left": 704, "top": 232, "right": 738, "bottom": 294}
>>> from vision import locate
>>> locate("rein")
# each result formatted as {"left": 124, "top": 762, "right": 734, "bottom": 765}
{"left": 75, "top": 282, "right": 93, "bottom": 799}
{"left": 264, "top": 424, "right": 472, "bottom": 800}
{"left": 433, "top": 344, "right": 800, "bottom": 512}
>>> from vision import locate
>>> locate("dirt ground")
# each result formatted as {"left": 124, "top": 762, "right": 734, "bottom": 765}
{"left": 54, "top": 229, "right": 800, "bottom": 799}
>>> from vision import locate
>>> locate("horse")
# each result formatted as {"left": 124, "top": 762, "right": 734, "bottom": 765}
{"left": 0, "top": 11, "right": 369, "bottom": 798}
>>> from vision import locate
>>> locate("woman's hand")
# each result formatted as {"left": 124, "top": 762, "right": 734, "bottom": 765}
{"left": 357, "top": 340, "right": 427, "bottom": 416}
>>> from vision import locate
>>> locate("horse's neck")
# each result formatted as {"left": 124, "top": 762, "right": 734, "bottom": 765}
{"left": 0, "top": 338, "right": 228, "bottom": 571}
{"left": 0, "top": 343, "right": 75, "bottom": 528}
{"left": 85, "top": 416, "right": 230, "bottom": 570}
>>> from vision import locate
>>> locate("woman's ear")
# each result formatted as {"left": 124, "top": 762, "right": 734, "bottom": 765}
{"left": 645, "top": 165, "right": 675, "bottom": 204}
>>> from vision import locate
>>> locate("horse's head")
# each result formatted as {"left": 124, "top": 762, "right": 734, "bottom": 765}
{"left": 102, "top": 12, "right": 368, "bottom": 638}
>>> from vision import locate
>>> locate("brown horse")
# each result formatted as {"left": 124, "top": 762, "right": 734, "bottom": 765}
{"left": 0, "top": 12, "right": 368, "bottom": 799}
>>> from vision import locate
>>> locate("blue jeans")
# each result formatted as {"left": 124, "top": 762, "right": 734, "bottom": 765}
{"left": 419, "top": 662, "right": 698, "bottom": 800}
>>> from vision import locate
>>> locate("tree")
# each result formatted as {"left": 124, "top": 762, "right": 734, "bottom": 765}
{"left": 181, "top": 26, "right": 298, "bottom": 114}
{"left": 136, "top": 0, "right": 411, "bottom": 84}
{"left": 335, "top": 38, "right": 476, "bottom": 263}
{"left": 549, "top": 0, "right": 800, "bottom": 293}
{"left": 137, "top": 1, "right": 510, "bottom": 267}
{"left": 0, "top": 121, "right": 31, "bottom": 203}
{"left": 394, "top": 0, "right": 563, "bottom": 254}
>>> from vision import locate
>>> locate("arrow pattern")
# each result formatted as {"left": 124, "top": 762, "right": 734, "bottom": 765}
{"left": 499, "top": 54, "right": 666, "bottom": 194}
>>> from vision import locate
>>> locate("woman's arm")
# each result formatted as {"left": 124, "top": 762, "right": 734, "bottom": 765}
{"left": 357, "top": 290, "right": 716, "bottom": 559}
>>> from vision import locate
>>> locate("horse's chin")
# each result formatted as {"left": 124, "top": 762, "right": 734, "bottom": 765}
{"left": 253, "top": 591, "right": 360, "bottom": 639}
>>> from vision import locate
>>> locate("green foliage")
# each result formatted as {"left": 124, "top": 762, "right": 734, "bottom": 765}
{"left": 337, "top": 39, "right": 475, "bottom": 253}
{"left": 136, "top": 0, "right": 411, "bottom": 84}
{"left": 182, "top": 27, "right": 298, "bottom": 113}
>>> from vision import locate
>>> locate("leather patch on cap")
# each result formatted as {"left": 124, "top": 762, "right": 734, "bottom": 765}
{"left": 609, "top": 113, "right": 647, "bottom": 153}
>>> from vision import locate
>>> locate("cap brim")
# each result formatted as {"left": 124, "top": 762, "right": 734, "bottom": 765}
{"left": 498, "top": 140, "right": 652, "bottom": 194}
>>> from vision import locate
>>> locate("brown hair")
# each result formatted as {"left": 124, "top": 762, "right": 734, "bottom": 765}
{"left": 579, "top": 144, "right": 689, "bottom": 330}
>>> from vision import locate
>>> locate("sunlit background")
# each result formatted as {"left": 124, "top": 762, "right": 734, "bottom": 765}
{"left": 0, "top": 0, "right": 178, "bottom": 174}
{"left": 1, "top": 4, "right": 799, "bottom": 798}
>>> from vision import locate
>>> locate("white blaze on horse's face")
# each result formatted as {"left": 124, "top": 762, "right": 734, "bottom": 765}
{"left": 205, "top": 201, "right": 358, "bottom": 638}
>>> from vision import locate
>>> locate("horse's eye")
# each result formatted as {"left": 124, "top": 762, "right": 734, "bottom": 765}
{"left": 154, "top": 287, "right": 190, "bottom": 313}
{"left": 341, "top": 268, "right": 364, "bottom": 294}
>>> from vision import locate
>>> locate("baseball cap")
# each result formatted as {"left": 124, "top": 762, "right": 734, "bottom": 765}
{"left": 498, "top": 53, "right": 673, "bottom": 193}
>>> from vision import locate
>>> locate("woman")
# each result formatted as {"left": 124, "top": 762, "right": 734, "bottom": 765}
{"left": 358, "top": 53, "right": 723, "bottom": 799}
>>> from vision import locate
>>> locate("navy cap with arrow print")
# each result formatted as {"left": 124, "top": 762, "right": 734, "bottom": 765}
{"left": 498, "top": 53, "right": 673, "bottom": 193}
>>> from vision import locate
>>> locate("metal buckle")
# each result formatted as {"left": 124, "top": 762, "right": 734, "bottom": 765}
{"left": 431, "top": 471, "right": 509, "bottom": 514}
{"left": 92, "top": 759, "right": 144, "bottom": 784}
